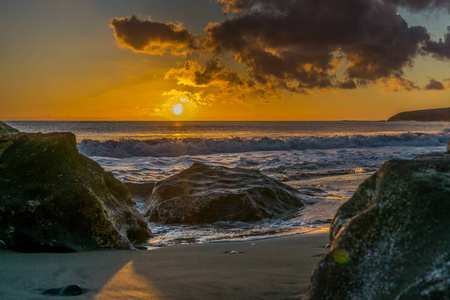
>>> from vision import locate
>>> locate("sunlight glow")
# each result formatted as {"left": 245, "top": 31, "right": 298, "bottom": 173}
{"left": 172, "top": 104, "right": 183, "bottom": 115}
{"left": 96, "top": 261, "right": 164, "bottom": 299}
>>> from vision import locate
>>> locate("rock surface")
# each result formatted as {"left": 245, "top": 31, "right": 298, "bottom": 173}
{"left": 124, "top": 182, "right": 155, "bottom": 204}
{"left": 387, "top": 107, "right": 450, "bottom": 121}
{"left": 0, "top": 124, "right": 151, "bottom": 252}
{"left": 304, "top": 153, "right": 450, "bottom": 299}
{"left": 145, "top": 162, "right": 304, "bottom": 224}
{"left": 0, "top": 121, "right": 20, "bottom": 135}
{"left": 42, "top": 284, "right": 83, "bottom": 296}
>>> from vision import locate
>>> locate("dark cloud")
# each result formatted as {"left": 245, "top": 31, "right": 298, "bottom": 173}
{"left": 338, "top": 79, "right": 357, "bottom": 90}
{"left": 423, "top": 27, "right": 450, "bottom": 60}
{"left": 164, "top": 58, "right": 274, "bottom": 103}
{"left": 207, "top": 0, "right": 429, "bottom": 88}
{"left": 194, "top": 57, "right": 254, "bottom": 88}
{"left": 111, "top": 0, "right": 450, "bottom": 95}
{"left": 382, "top": 0, "right": 450, "bottom": 11}
{"left": 424, "top": 79, "right": 445, "bottom": 90}
{"left": 218, "top": 0, "right": 450, "bottom": 13}
{"left": 110, "top": 15, "right": 197, "bottom": 55}
{"left": 165, "top": 57, "right": 255, "bottom": 89}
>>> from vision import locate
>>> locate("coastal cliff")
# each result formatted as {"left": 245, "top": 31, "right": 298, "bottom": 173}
{"left": 388, "top": 107, "right": 450, "bottom": 121}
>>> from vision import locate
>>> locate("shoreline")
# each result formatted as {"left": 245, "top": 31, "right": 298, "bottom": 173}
{"left": 0, "top": 230, "right": 329, "bottom": 300}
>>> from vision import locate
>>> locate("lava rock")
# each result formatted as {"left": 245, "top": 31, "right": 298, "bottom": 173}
{"left": 145, "top": 162, "right": 303, "bottom": 224}
{"left": 304, "top": 153, "right": 450, "bottom": 299}
{"left": 0, "top": 126, "right": 151, "bottom": 252}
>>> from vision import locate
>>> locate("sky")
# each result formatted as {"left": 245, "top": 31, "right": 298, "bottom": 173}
{"left": 1, "top": 0, "right": 449, "bottom": 121}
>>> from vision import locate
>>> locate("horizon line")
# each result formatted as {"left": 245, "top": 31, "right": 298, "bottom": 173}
{"left": 3, "top": 119, "right": 388, "bottom": 122}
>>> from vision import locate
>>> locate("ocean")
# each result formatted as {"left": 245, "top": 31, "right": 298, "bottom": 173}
{"left": 7, "top": 121, "right": 450, "bottom": 247}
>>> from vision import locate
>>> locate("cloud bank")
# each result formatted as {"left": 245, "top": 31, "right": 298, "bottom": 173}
{"left": 424, "top": 27, "right": 450, "bottom": 60}
{"left": 110, "top": 0, "right": 450, "bottom": 102}
{"left": 382, "top": 0, "right": 450, "bottom": 11}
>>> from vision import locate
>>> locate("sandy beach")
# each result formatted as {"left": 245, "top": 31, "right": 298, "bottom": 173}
{"left": 3, "top": 0, "right": 450, "bottom": 296}
{"left": 0, "top": 229, "right": 329, "bottom": 300}
{"left": 0, "top": 170, "right": 370, "bottom": 300}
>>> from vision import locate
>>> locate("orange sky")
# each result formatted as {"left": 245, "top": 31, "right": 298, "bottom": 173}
{"left": 1, "top": 0, "right": 449, "bottom": 121}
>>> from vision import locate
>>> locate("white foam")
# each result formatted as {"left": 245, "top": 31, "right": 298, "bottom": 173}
{"left": 78, "top": 132, "right": 450, "bottom": 158}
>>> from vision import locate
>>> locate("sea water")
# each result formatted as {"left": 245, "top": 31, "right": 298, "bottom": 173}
{"left": 7, "top": 121, "right": 450, "bottom": 247}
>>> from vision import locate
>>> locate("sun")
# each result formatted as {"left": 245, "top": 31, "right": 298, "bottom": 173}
{"left": 172, "top": 104, "right": 183, "bottom": 115}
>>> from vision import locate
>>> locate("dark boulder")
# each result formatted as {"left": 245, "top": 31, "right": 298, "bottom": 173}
{"left": 42, "top": 284, "right": 83, "bottom": 296}
{"left": 0, "top": 127, "right": 151, "bottom": 252}
{"left": 304, "top": 153, "right": 450, "bottom": 299}
{"left": 145, "top": 162, "right": 304, "bottom": 224}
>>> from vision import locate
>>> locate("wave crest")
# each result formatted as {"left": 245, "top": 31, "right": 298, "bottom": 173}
{"left": 77, "top": 132, "right": 449, "bottom": 158}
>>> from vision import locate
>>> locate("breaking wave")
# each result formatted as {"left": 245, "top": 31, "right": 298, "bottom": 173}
{"left": 78, "top": 132, "right": 449, "bottom": 158}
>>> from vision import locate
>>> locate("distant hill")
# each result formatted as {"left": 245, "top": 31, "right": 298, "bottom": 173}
{"left": 388, "top": 107, "right": 450, "bottom": 121}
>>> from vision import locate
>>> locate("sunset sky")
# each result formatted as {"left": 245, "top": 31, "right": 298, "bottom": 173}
{"left": 1, "top": 0, "right": 449, "bottom": 121}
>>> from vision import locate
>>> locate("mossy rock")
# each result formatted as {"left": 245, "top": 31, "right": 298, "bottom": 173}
{"left": 0, "top": 125, "right": 151, "bottom": 252}
{"left": 304, "top": 153, "right": 450, "bottom": 299}
{"left": 145, "top": 162, "right": 304, "bottom": 224}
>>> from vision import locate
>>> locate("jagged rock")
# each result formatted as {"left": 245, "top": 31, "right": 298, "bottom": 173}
{"left": 387, "top": 107, "right": 450, "bottom": 121}
{"left": 0, "top": 127, "right": 151, "bottom": 252}
{"left": 304, "top": 153, "right": 450, "bottom": 299}
{"left": 447, "top": 139, "right": 450, "bottom": 153}
{"left": 145, "top": 162, "right": 304, "bottom": 224}
{"left": 0, "top": 121, "right": 19, "bottom": 135}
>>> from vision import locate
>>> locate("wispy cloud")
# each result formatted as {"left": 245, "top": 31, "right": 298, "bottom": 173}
{"left": 379, "top": 76, "right": 420, "bottom": 93}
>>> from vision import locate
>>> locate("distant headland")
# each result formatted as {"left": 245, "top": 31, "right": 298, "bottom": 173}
{"left": 388, "top": 107, "right": 450, "bottom": 121}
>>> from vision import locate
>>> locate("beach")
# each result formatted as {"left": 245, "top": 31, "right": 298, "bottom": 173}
{"left": 0, "top": 230, "right": 328, "bottom": 300}
{"left": 2, "top": 0, "right": 450, "bottom": 297}
{"left": 0, "top": 165, "right": 364, "bottom": 300}
{"left": 2, "top": 121, "right": 449, "bottom": 299}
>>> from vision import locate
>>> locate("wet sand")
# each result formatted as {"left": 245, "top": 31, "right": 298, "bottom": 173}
{"left": 0, "top": 230, "right": 329, "bottom": 300}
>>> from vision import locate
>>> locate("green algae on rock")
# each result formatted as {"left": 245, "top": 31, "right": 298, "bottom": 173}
{"left": 0, "top": 121, "right": 20, "bottom": 135}
{"left": 0, "top": 124, "right": 151, "bottom": 252}
{"left": 304, "top": 153, "right": 450, "bottom": 299}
